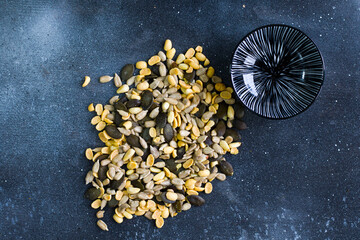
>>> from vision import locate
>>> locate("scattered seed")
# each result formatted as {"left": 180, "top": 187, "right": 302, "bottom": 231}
{"left": 97, "top": 220, "right": 109, "bottom": 231}
{"left": 187, "top": 195, "right": 205, "bottom": 206}
{"left": 100, "top": 75, "right": 113, "bottom": 83}
{"left": 121, "top": 64, "right": 134, "bottom": 81}
{"left": 82, "top": 76, "right": 91, "bottom": 87}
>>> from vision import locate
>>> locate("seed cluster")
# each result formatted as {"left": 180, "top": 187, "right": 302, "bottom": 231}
{"left": 83, "top": 40, "right": 247, "bottom": 231}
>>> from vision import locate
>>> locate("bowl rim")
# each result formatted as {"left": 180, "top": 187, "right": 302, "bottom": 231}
{"left": 230, "top": 23, "right": 325, "bottom": 120}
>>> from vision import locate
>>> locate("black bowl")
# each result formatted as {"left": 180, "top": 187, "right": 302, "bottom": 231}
{"left": 230, "top": 24, "right": 324, "bottom": 119}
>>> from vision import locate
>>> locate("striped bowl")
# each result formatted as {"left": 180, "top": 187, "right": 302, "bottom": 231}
{"left": 230, "top": 24, "right": 324, "bottom": 119}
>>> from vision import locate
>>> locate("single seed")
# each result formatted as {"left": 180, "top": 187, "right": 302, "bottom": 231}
{"left": 155, "top": 216, "right": 164, "bottom": 228}
{"left": 166, "top": 48, "right": 176, "bottom": 59}
{"left": 158, "top": 51, "right": 166, "bottom": 61}
{"left": 176, "top": 53, "right": 186, "bottom": 64}
{"left": 153, "top": 171, "right": 165, "bottom": 181}
{"left": 164, "top": 39, "right": 172, "bottom": 51}
{"left": 88, "top": 103, "right": 95, "bottom": 112}
{"left": 100, "top": 75, "right": 113, "bottom": 83}
{"left": 204, "top": 182, "right": 213, "bottom": 194}
{"left": 127, "top": 187, "right": 141, "bottom": 194}
{"left": 207, "top": 67, "right": 215, "bottom": 78}
{"left": 91, "top": 199, "right": 102, "bottom": 209}
{"left": 137, "top": 81, "right": 149, "bottom": 91}
{"left": 97, "top": 220, "right": 109, "bottom": 231}
{"left": 85, "top": 148, "right": 93, "bottom": 160}
{"left": 136, "top": 61, "right": 147, "bottom": 69}
{"left": 114, "top": 73, "right": 122, "bottom": 87}
{"left": 166, "top": 192, "right": 178, "bottom": 201}
{"left": 95, "top": 104, "right": 103, "bottom": 115}
{"left": 117, "top": 84, "right": 130, "bottom": 94}
{"left": 148, "top": 55, "right": 161, "bottom": 66}
{"left": 82, "top": 76, "right": 91, "bottom": 87}
{"left": 185, "top": 48, "right": 195, "bottom": 59}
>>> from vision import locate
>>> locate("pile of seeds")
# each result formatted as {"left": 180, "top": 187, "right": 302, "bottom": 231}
{"left": 83, "top": 39, "right": 247, "bottom": 231}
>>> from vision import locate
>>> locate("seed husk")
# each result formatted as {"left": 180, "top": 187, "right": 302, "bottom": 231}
{"left": 187, "top": 195, "right": 205, "bottom": 206}
{"left": 120, "top": 64, "right": 134, "bottom": 81}
{"left": 224, "top": 129, "right": 241, "bottom": 142}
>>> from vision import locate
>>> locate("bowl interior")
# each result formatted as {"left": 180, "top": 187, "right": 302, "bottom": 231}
{"left": 230, "top": 25, "right": 324, "bottom": 119}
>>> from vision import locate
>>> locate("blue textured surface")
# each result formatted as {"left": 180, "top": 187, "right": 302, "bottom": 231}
{"left": 0, "top": 1, "right": 359, "bottom": 239}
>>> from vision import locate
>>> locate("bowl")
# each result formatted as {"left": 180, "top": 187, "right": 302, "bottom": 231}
{"left": 230, "top": 24, "right": 324, "bottom": 119}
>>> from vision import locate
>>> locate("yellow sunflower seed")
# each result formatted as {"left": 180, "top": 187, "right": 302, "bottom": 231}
{"left": 164, "top": 39, "right": 172, "bottom": 51}
{"left": 88, "top": 103, "right": 95, "bottom": 112}
{"left": 82, "top": 76, "right": 91, "bottom": 87}
{"left": 148, "top": 55, "right": 161, "bottom": 66}
{"left": 85, "top": 148, "right": 93, "bottom": 160}
{"left": 95, "top": 104, "right": 103, "bottom": 115}
{"left": 136, "top": 61, "right": 147, "bottom": 69}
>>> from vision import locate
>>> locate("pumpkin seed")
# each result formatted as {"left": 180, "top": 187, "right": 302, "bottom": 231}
{"left": 164, "top": 123, "right": 174, "bottom": 142}
{"left": 120, "top": 64, "right": 134, "bottom": 81}
{"left": 84, "top": 188, "right": 101, "bottom": 201}
{"left": 127, "top": 99, "right": 141, "bottom": 108}
{"left": 187, "top": 195, "right": 205, "bottom": 206}
{"left": 218, "top": 161, "right": 233, "bottom": 176}
{"left": 233, "top": 119, "right": 247, "bottom": 130}
{"left": 141, "top": 90, "right": 154, "bottom": 110}
{"left": 105, "top": 125, "right": 122, "bottom": 139}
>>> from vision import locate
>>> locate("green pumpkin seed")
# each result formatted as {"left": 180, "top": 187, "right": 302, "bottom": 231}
{"left": 105, "top": 125, "right": 122, "bottom": 139}
{"left": 126, "top": 134, "right": 141, "bottom": 148}
{"left": 218, "top": 161, "right": 233, "bottom": 176}
{"left": 141, "top": 90, "right": 154, "bottom": 110}
{"left": 164, "top": 123, "right": 174, "bottom": 143}
{"left": 84, "top": 188, "right": 101, "bottom": 200}
{"left": 187, "top": 195, "right": 205, "bottom": 206}
{"left": 215, "top": 120, "right": 226, "bottom": 136}
{"left": 120, "top": 64, "right": 134, "bottom": 81}
{"left": 155, "top": 112, "right": 167, "bottom": 129}
{"left": 127, "top": 99, "right": 141, "bottom": 108}
{"left": 108, "top": 196, "right": 119, "bottom": 208}
{"left": 233, "top": 119, "right": 247, "bottom": 130}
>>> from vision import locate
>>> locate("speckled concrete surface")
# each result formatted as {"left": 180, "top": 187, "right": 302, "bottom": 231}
{"left": 0, "top": 0, "right": 359, "bottom": 239}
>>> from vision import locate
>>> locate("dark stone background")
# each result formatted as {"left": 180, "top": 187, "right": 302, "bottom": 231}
{"left": 0, "top": 0, "right": 359, "bottom": 239}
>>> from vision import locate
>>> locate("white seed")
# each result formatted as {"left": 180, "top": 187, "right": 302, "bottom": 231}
{"left": 114, "top": 73, "right": 122, "bottom": 87}
{"left": 158, "top": 51, "right": 166, "bottom": 62}
{"left": 100, "top": 75, "right": 113, "bottom": 83}
{"left": 97, "top": 220, "right": 109, "bottom": 231}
